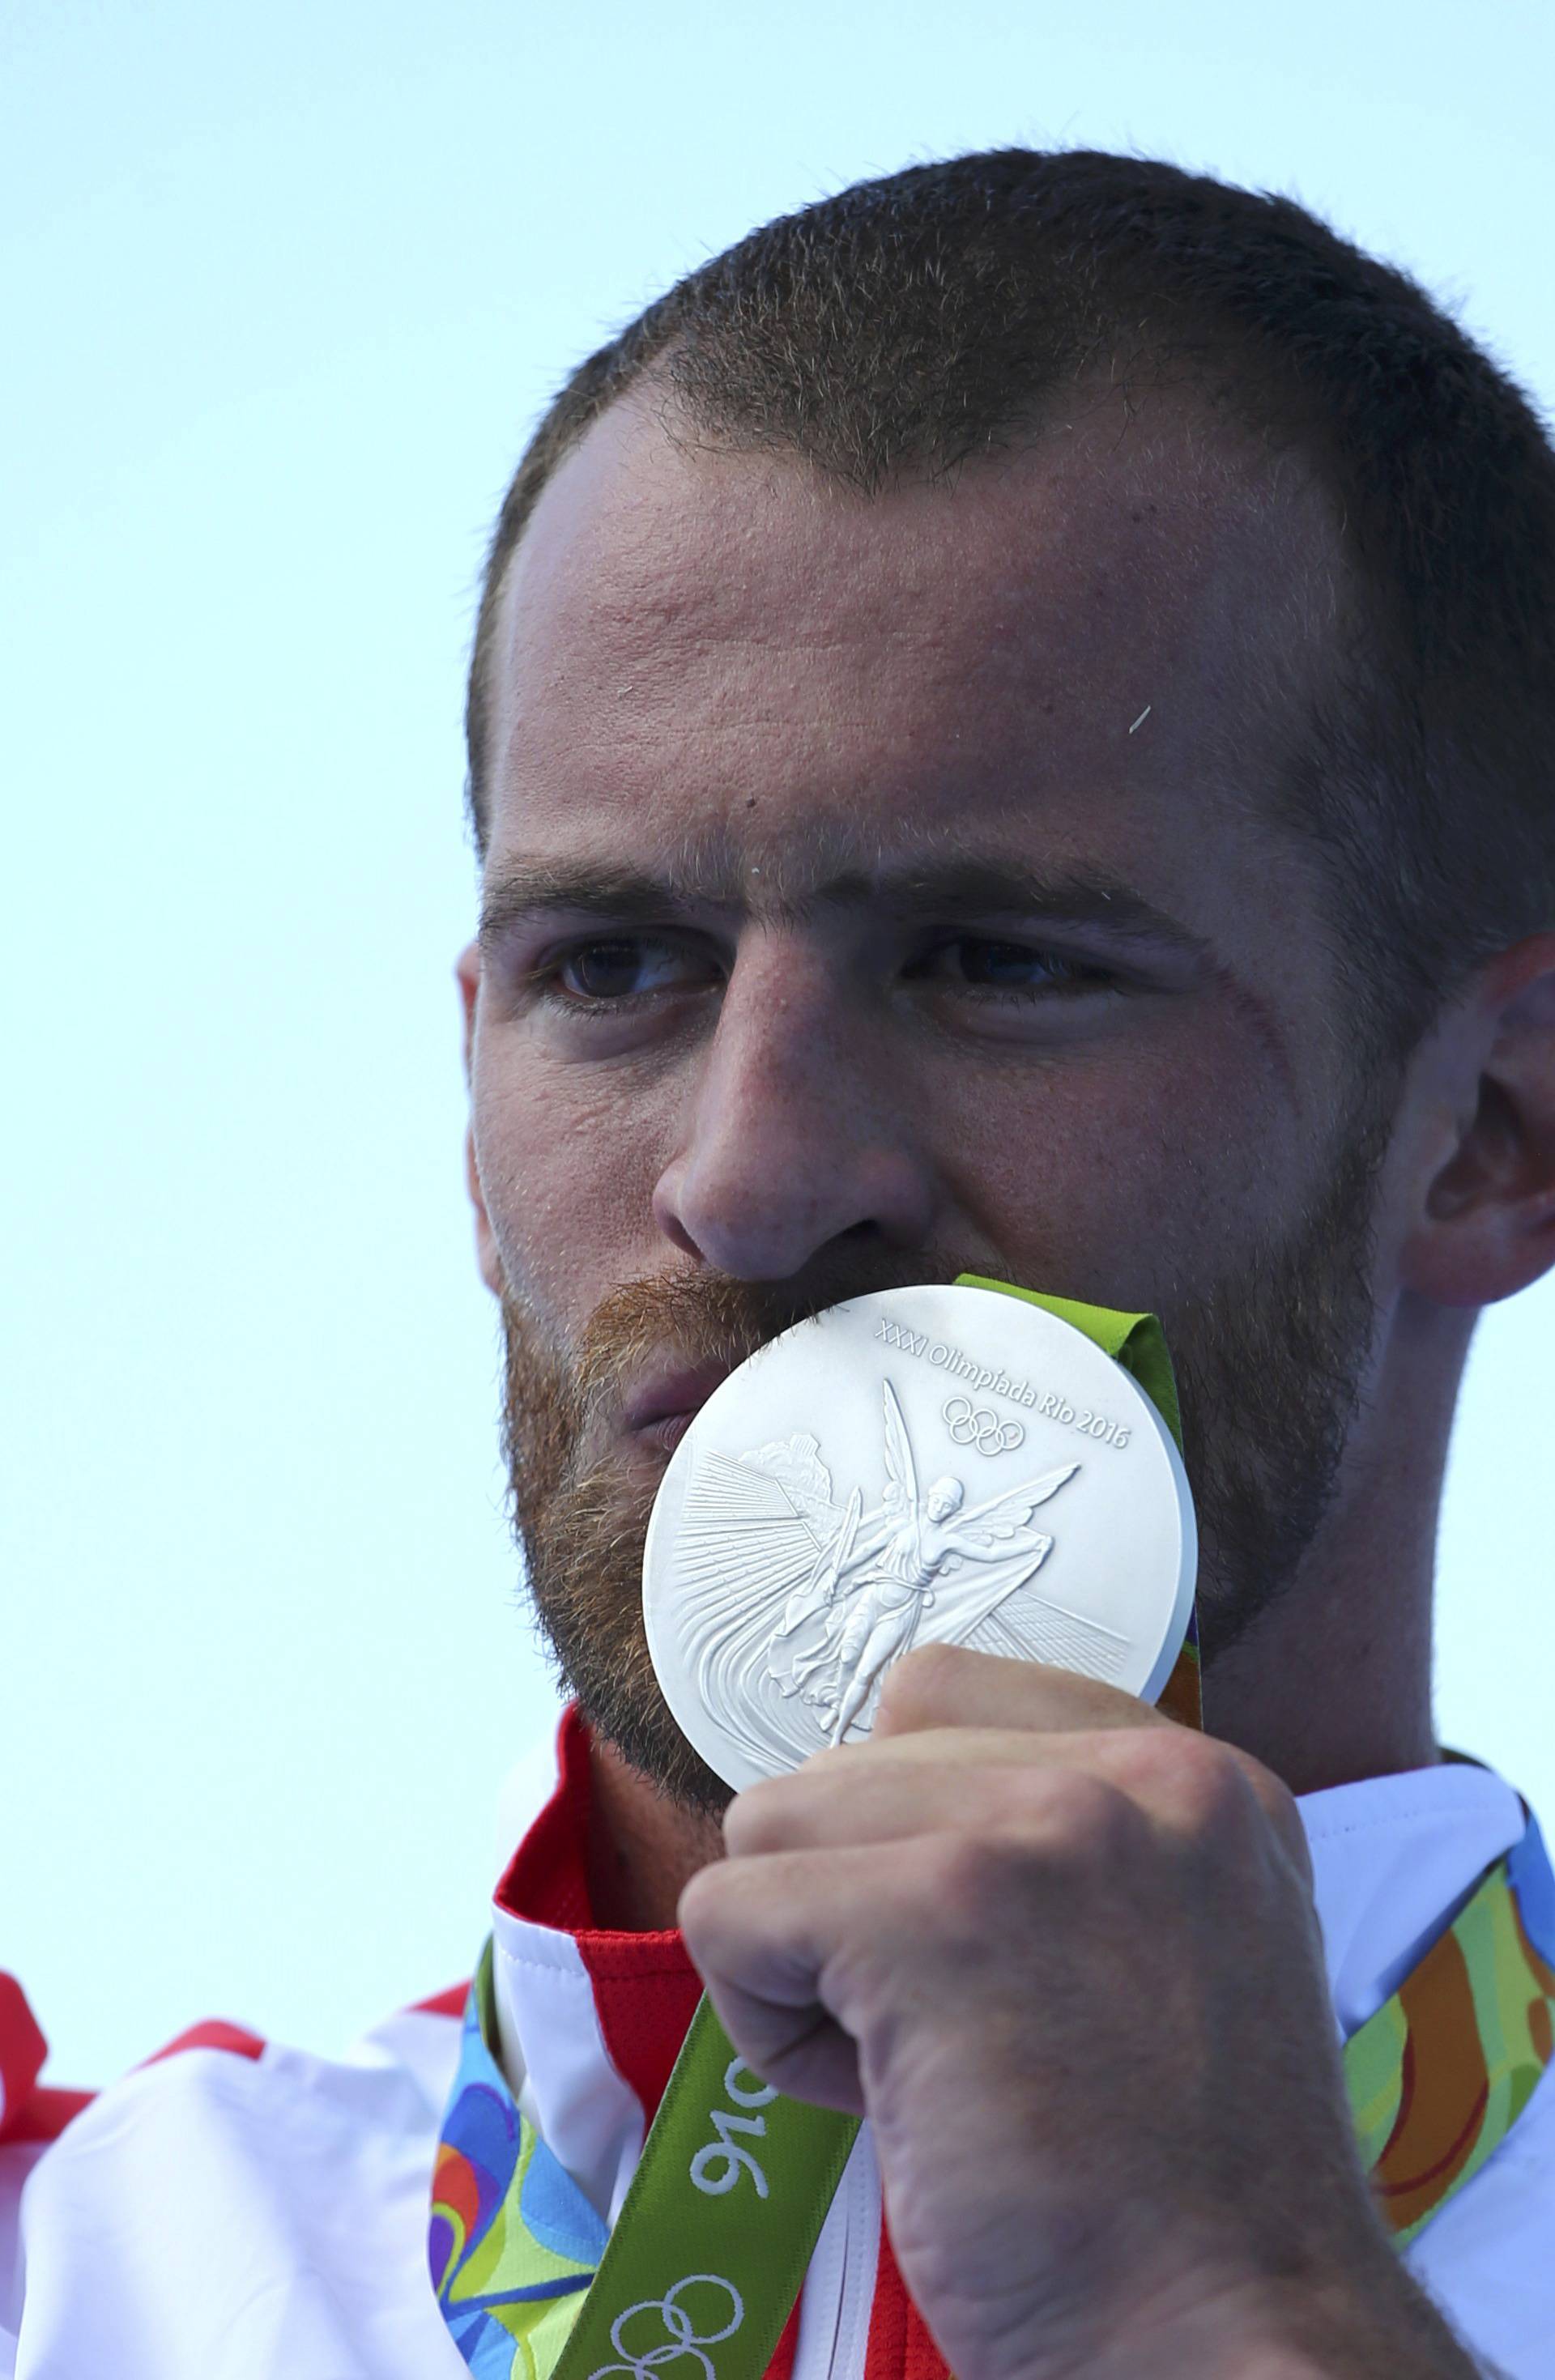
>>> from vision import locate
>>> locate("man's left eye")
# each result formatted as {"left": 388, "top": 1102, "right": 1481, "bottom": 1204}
{"left": 914, "top": 937, "right": 1114, "bottom": 994}
{"left": 552, "top": 936, "right": 714, "bottom": 1002}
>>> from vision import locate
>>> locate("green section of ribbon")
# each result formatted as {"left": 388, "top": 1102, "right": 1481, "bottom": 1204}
{"left": 548, "top": 2001, "right": 858, "bottom": 2380}
{"left": 458, "top": 1828, "right": 1555, "bottom": 2380}
{"left": 954, "top": 1277, "right": 1200, "bottom": 1729}
{"left": 953, "top": 1275, "right": 1184, "bottom": 1454}
{"left": 543, "top": 1280, "right": 1191, "bottom": 2380}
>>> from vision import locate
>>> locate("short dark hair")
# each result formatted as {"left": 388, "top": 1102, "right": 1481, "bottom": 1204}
{"left": 466, "top": 148, "right": 1555, "bottom": 1054}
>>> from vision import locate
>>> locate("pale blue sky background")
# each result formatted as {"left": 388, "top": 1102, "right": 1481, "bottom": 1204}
{"left": 4, "top": 0, "right": 1553, "bottom": 2084}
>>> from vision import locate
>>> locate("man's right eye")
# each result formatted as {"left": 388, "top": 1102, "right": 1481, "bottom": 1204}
{"left": 551, "top": 936, "right": 717, "bottom": 1003}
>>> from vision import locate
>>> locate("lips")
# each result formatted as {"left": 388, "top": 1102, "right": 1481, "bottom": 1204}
{"left": 623, "top": 1360, "right": 735, "bottom": 1454}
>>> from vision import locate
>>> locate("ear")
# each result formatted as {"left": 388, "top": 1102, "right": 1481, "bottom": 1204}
{"left": 1400, "top": 934, "right": 1555, "bottom": 1309}
{"left": 455, "top": 941, "right": 503, "bottom": 1300}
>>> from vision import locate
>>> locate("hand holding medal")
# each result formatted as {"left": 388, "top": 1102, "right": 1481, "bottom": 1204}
{"left": 587, "top": 1280, "right": 1450, "bottom": 2380}
{"left": 491, "top": 1282, "right": 1474, "bottom": 2380}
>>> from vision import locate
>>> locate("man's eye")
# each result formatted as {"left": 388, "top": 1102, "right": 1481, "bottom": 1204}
{"left": 552, "top": 937, "right": 712, "bottom": 1002}
{"left": 915, "top": 937, "right": 1114, "bottom": 994}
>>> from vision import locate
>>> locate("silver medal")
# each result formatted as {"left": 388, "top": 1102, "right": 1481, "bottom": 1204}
{"left": 642, "top": 1283, "right": 1197, "bottom": 1790}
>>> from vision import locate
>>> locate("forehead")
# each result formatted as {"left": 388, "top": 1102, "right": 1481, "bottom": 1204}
{"left": 482, "top": 387, "right": 1338, "bottom": 891}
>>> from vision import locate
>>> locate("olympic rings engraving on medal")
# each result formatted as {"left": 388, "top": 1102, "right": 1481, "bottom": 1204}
{"left": 942, "top": 1395, "right": 1025, "bottom": 1455}
{"left": 587, "top": 2275, "right": 745, "bottom": 2380}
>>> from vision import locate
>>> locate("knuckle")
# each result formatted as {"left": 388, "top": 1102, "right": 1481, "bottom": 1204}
{"left": 1111, "top": 1725, "right": 1242, "bottom": 1817}
{"left": 675, "top": 1863, "right": 727, "bottom": 1947}
{"left": 1037, "top": 1768, "right": 1140, "bottom": 1859}
{"left": 874, "top": 1640, "right": 973, "bottom": 1731}
{"left": 927, "top": 1829, "right": 1029, "bottom": 1928}
{"left": 926, "top": 1776, "right": 1133, "bottom": 1925}
{"left": 722, "top": 1775, "right": 791, "bottom": 1858}
{"left": 1106, "top": 1732, "right": 1309, "bottom": 1875}
{"left": 1233, "top": 1756, "right": 1311, "bottom": 1880}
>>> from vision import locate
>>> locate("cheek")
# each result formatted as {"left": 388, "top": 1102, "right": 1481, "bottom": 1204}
{"left": 471, "top": 1046, "right": 679, "bottom": 1324}
{"left": 929, "top": 1027, "right": 1292, "bottom": 1297}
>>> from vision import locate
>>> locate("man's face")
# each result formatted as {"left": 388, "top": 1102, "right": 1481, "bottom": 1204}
{"left": 461, "top": 390, "right": 1390, "bottom": 1805}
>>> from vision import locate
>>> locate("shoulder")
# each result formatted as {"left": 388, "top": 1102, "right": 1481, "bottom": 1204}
{"left": 1, "top": 1969, "right": 470, "bottom": 2377}
{"left": 2, "top": 1965, "right": 469, "bottom": 2157}
{"left": 0, "top": 1967, "right": 471, "bottom": 2205}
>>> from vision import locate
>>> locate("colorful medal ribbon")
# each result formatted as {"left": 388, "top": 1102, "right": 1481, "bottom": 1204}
{"left": 431, "top": 1833, "right": 1555, "bottom": 2377}
{"left": 1346, "top": 1812, "right": 1555, "bottom": 2244}
{"left": 954, "top": 1277, "right": 1201, "bottom": 1728}
{"left": 429, "top": 1281, "right": 1555, "bottom": 2378}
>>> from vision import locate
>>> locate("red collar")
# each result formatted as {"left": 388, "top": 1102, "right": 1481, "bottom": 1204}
{"left": 492, "top": 1709, "right": 939, "bottom": 2380}
{"left": 493, "top": 1707, "right": 702, "bottom": 2124}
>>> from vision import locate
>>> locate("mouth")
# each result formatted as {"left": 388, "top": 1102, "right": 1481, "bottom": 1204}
{"left": 622, "top": 1360, "right": 735, "bottom": 1457}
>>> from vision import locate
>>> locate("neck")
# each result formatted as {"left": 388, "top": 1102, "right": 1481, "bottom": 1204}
{"left": 1203, "top": 1520, "right": 1439, "bottom": 1795}
{"left": 586, "top": 1732, "right": 726, "bottom": 1930}
{"left": 1200, "top": 1292, "right": 1466, "bottom": 1795}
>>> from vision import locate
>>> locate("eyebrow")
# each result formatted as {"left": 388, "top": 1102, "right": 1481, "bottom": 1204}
{"left": 476, "top": 850, "right": 1212, "bottom": 963}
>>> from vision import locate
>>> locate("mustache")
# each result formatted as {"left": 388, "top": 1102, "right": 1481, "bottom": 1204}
{"left": 505, "top": 1242, "right": 979, "bottom": 1458}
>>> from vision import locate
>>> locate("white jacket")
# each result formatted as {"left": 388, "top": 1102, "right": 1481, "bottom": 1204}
{"left": 3, "top": 1719, "right": 1553, "bottom": 2378}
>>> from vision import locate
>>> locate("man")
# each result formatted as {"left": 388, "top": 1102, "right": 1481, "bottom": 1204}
{"left": 4, "top": 148, "right": 1554, "bottom": 2378}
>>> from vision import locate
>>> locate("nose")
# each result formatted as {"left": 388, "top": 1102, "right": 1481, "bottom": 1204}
{"left": 653, "top": 935, "right": 936, "bottom": 1279}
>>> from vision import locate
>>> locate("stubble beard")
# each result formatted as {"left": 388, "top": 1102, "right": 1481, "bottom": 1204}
{"left": 497, "top": 1100, "right": 1390, "bottom": 1818}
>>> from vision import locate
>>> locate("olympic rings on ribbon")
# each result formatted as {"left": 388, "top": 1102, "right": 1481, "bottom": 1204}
{"left": 587, "top": 2276, "right": 745, "bottom": 2380}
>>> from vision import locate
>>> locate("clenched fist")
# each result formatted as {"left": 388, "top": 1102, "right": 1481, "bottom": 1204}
{"left": 678, "top": 1646, "right": 1478, "bottom": 2380}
